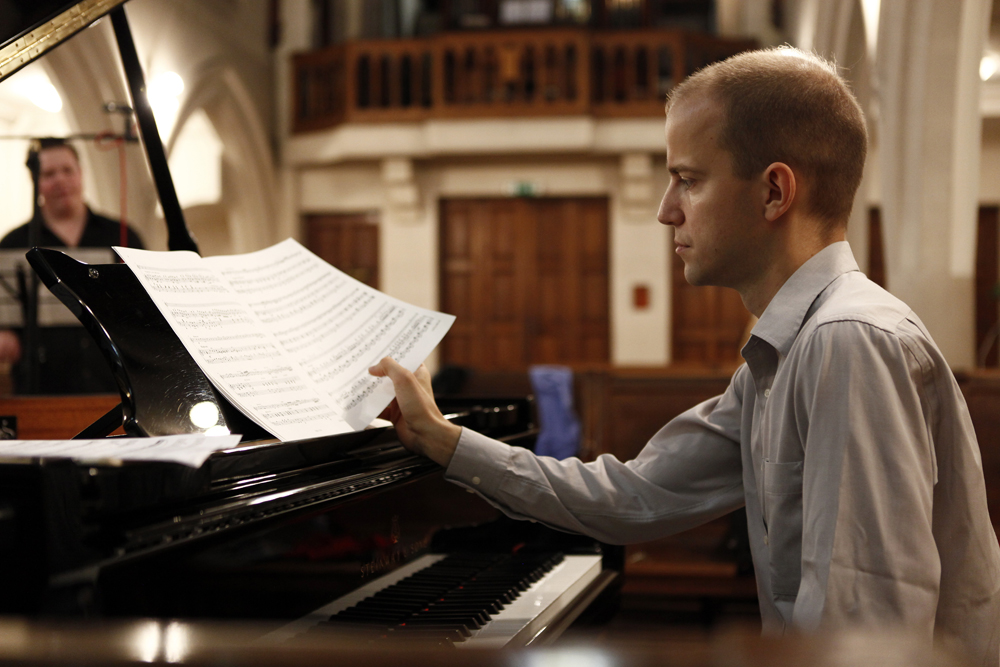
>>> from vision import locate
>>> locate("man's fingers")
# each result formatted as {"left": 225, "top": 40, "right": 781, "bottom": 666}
{"left": 370, "top": 357, "right": 427, "bottom": 397}
{"left": 369, "top": 356, "right": 405, "bottom": 378}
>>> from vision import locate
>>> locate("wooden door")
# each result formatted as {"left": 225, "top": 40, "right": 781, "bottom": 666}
{"left": 671, "top": 252, "right": 750, "bottom": 366}
{"left": 304, "top": 213, "right": 380, "bottom": 288}
{"left": 440, "top": 198, "right": 609, "bottom": 371}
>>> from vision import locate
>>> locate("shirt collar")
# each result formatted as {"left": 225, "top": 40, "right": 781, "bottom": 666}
{"left": 747, "top": 241, "right": 861, "bottom": 358}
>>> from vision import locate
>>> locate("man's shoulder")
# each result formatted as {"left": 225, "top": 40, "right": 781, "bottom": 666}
{"left": 0, "top": 222, "right": 32, "bottom": 249}
{"left": 792, "top": 272, "right": 941, "bottom": 367}
{"left": 83, "top": 211, "right": 144, "bottom": 249}
{"left": 808, "top": 271, "right": 912, "bottom": 333}
{"left": 86, "top": 211, "right": 122, "bottom": 231}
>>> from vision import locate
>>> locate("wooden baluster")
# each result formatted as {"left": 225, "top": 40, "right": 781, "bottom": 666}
{"left": 635, "top": 45, "right": 648, "bottom": 100}
{"left": 565, "top": 43, "right": 576, "bottom": 102}
{"left": 422, "top": 51, "right": 434, "bottom": 108}
{"left": 484, "top": 46, "right": 497, "bottom": 103}
{"left": 613, "top": 45, "right": 626, "bottom": 102}
{"left": 401, "top": 52, "right": 412, "bottom": 108}
{"left": 498, "top": 41, "right": 519, "bottom": 103}
{"left": 547, "top": 43, "right": 559, "bottom": 102}
{"left": 380, "top": 53, "right": 391, "bottom": 108}
{"left": 604, "top": 42, "right": 615, "bottom": 105}
{"left": 444, "top": 48, "right": 455, "bottom": 105}
{"left": 356, "top": 53, "right": 371, "bottom": 109}
{"left": 591, "top": 44, "right": 603, "bottom": 105}
{"left": 474, "top": 44, "right": 485, "bottom": 104}
{"left": 524, "top": 44, "right": 536, "bottom": 103}
{"left": 295, "top": 65, "right": 308, "bottom": 125}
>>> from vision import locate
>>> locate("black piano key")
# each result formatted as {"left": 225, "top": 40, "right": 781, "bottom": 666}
{"left": 324, "top": 550, "right": 570, "bottom": 644}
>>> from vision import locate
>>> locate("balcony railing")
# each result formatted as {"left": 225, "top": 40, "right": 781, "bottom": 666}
{"left": 292, "top": 28, "right": 755, "bottom": 133}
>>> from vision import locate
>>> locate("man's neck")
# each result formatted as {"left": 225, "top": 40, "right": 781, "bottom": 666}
{"left": 42, "top": 205, "right": 88, "bottom": 247}
{"left": 738, "top": 223, "right": 846, "bottom": 318}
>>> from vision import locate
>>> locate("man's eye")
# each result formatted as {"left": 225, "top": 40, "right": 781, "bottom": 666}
{"left": 680, "top": 178, "right": 693, "bottom": 189}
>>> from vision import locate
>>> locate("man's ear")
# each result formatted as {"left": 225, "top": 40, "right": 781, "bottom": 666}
{"left": 762, "top": 162, "right": 796, "bottom": 222}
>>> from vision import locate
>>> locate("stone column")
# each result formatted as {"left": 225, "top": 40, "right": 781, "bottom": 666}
{"left": 275, "top": 0, "right": 313, "bottom": 243}
{"left": 876, "top": 0, "right": 990, "bottom": 366}
{"left": 614, "top": 153, "right": 669, "bottom": 365}
{"left": 792, "top": 0, "right": 875, "bottom": 276}
{"left": 380, "top": 157, "right": 436, "bottom": 312}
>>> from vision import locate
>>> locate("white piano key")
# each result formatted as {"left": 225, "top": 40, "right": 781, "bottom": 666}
{"left": 457, "top": 554, "right": 603, "bottom": 648}
{"left": 262, "top": 553, "right": 604, "bottom": 648}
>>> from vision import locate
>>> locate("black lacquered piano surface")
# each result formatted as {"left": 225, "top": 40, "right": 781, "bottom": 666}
{"left": 0, "top": 398, "right": 620, "bottom": 647}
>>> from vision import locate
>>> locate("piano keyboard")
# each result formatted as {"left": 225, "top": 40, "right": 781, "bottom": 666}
{"left": 266, "top": 552, "right": 606, "bottom": 648}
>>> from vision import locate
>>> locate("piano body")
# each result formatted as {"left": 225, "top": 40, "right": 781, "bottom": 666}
{"left": 0, "top": 0, "right": 620, "bottom": 648}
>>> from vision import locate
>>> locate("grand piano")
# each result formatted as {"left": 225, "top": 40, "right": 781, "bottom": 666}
{"left": 0, "top": 0, "right": 620, "bottom": 649}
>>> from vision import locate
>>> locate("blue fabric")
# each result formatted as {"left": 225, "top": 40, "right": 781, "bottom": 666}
{"left": 529, "top": 365, "right": 580, "bottom": 460}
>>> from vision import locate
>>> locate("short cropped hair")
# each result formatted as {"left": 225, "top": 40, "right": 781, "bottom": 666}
{"left": 30, "top": 137, "right": 80, "bottom": 164}
{"left": 666, "top": 47, "right": 867, "bottom": 228}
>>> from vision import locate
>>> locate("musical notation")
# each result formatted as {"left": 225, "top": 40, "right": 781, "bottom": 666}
{"left": 307, "top": 305, "right": 406, "bottom": 385}
{"left": 142, "top": 269, "right": 229, "bottom": 295}
{"left": 116, "top": 240, "right": 454, "bottom": 441}
{"left": 168, "top": 305, "right": 253, "bottom": 330}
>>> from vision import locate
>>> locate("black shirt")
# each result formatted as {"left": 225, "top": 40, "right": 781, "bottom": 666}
{"left": 0, "top": 209, "right": 143, "bottom": 250}
{"left": 1, "top": 210, "right": 144, "bottom": 395}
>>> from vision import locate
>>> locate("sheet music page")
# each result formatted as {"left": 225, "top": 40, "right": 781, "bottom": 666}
{"left": 201, "top": 240, "right": 454, "bottom": 430}
{"left": 115, "top": 240, "right": 454, "bottom": 440}
{"left": 0, "top": 434, "right": 242, "bottom": 468}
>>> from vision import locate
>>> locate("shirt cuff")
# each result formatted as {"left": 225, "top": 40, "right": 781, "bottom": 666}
{"left": 444, "top": 427, "right": 512, "bottom": 498}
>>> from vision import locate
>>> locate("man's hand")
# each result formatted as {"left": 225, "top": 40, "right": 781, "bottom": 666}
{"left": 0, "top": 330, "right": 21, "bottom": 364}
{"left": 369, "top": 357, "right": 462, "bottom": 467}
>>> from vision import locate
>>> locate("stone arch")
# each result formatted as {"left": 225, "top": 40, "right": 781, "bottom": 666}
{"left": 168, "top": 65, "right": 278, "bottom": 255}
{"left": 37, "top": 20, "right": 162, "bottom": 246}
{"left": 793, "top": 0, "right": 876, "bottom": 272}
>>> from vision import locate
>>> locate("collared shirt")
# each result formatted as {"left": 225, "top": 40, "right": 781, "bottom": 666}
{"left": 446, "top": 242, "right": 1000, "bottom": 665}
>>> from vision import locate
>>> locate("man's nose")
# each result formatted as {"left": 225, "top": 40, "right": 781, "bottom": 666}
{"left": 657, "top": 188, "right": 682, "bottom": 227}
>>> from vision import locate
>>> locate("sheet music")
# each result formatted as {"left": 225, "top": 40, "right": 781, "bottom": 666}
{"left": 0, "top": 433, "right": 241, "bottom": 468}
{"left": 115, "top": 239, "right": 454, "bottom": 441}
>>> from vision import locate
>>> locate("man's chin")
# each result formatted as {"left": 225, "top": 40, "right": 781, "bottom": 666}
{"left": 683, "top": 266, "right": 709, "bottom": 287}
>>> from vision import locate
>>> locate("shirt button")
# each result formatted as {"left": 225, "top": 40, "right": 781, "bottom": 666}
{"left": 763, "top": 388, "right": 771, "bottom": 398}
{"left": 472, "top": 476, "right": 481, "bottom": 485}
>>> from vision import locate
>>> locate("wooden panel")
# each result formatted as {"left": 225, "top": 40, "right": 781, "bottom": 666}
{"left": 867, "top": 207, "right": 886, "bottom": 288}
{"left": 671, "top": 243, "right": 751, "bottom": 366}
{"left": 0, "top": 395, "right": 121, "bottom": 439}
{"left": 440, "top": 198, "right": 609, "bottom": 372}
{"left": 975, "top": 206, "right": 999, "bottom": 368}
{"left": 304, "top": 213, "right": 380, "bottom": 289}
{"left": 958, "top": 371, "right": 1000, "bottom": 525}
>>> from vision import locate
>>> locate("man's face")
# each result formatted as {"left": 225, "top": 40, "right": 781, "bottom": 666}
{"left": 38, "top": 147, "right": 84, "bottom": 216}
{"left": 657, "top": 95, "right": 767, "bottom": 290}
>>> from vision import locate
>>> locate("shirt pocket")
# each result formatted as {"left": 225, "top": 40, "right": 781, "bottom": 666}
{"left": 763, "top": 460, "right": 803, "bottom": 600}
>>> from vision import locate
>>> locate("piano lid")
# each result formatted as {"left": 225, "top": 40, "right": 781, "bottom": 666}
{"left": 0, "top": 0, "right": 128, "bottom": 82}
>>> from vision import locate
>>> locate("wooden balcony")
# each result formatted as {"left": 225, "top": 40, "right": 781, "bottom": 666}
{"left": 292, "top": 28, "right": 755, "bottom": 133}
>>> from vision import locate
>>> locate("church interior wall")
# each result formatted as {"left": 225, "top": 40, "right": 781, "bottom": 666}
{"left": 295, "top": 155, "right": 670, "bottom": 369}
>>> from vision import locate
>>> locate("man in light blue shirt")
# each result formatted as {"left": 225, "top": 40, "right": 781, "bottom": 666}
{"left": 369, "top": 48, "right": 1000, "bottom": 664}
